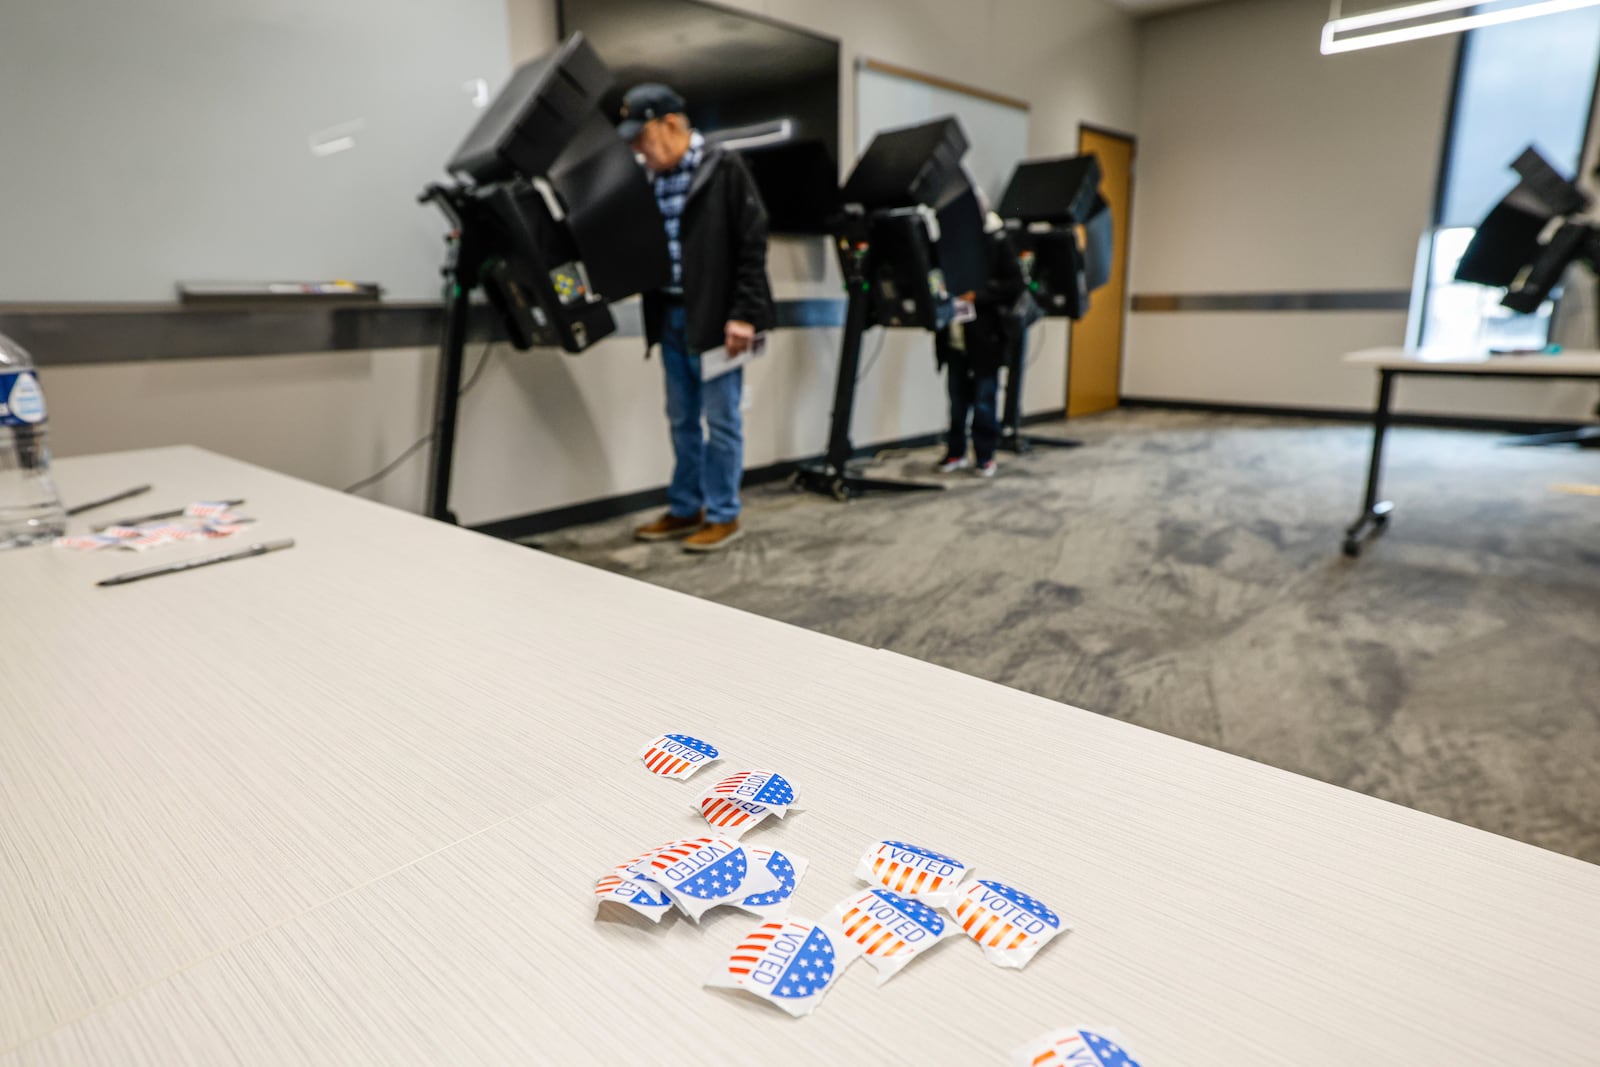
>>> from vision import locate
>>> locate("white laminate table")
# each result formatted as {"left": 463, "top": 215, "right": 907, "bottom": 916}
{"left": 1340, "top": 346, "right": 1600, "bottom": 556}
{"left": 3, "top": 446, "right": 1598, "bottom": 1066}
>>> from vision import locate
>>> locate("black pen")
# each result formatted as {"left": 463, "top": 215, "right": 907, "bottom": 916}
{"left": 97, "top": 538, "right": 295, "bottom": 588}
{"left": 93, "top": 498, "right": 245, "bottom": 532}
{"left": 65, "top": 484, "right": 153, "bottom": 517}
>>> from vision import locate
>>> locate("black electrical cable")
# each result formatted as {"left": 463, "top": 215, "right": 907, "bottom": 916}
{"left": 854, "top": 326, "right": 890, "bottom": 383}
{"left": 343, "top": 341, "right": 495, "bottom": 495}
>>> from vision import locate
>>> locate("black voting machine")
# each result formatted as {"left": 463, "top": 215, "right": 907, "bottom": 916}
{"left": 419, "top": 33, "right": 671, "bottom": 522}
{"left": 791, "top": 117, "right": 989, "bottom": 500}
{"left": 1456, "top": 145, "right": 1600, "bottom": 448}
{"left": 994, "top": 153, "right": 1113, "bottom": 453}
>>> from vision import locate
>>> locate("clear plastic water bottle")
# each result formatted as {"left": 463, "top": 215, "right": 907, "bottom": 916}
{"left": 0, "top": 332, "right": 67, "bottom": 549}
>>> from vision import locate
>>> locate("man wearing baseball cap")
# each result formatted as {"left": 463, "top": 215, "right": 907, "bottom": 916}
{"left": 620, "top": 83, "right": 775, "bottom": 553}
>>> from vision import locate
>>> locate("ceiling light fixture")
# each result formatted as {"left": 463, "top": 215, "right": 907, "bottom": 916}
{"left": 1322, "top": 0, "right": 1600, "bottom": 54}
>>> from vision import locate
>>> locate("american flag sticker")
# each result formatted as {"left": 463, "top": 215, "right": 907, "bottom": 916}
{"left": 593, "top": 874, "right": 675, "bottom": 923}
{"left": 855, "top": 840, "right": 969, "bottom": 906}
{"left": 1011, "top": 1027, "right": 1145, "bottom": 1067}
{"left": 53, "top": 535, "right": 120, "bottom": 551}
{"left": 648, "top": 836, "right": 780, "bottom": 922}
{"left": 184, "top": 501, "right": 234, "bottom": 518}
{"left": 826, "top": 887, "right": 956, "bottom": 984}
{"left": 696, "top": 770, "right": 798, "bottom": 837}
{"left": 705, "top": 918, "right": 863, "bottom": 1018}
{"left": 734, "top": 848, "right": 808, "bottom": 918}
{"left": 638, "top": 733, "right": 720, "bottom": 780}
{"left": 103, "top": 526, "right": 144, "bottom": 539}
{"left": 953, "top": 879, "right": 1069, "bottom": 969}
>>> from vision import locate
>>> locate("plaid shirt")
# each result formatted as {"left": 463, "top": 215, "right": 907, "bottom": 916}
{"left": 652, "top": 130, "right": 705, "bottom": 295}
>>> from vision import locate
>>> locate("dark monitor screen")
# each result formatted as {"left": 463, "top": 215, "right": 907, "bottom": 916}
{"left": 558, "top": 0, "right": 840, "bottom": 233}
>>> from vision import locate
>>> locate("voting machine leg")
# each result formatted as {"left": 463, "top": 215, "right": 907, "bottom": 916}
{"left": 425, "top": 279, "right": 472, "bottom": 525}
{"left": 792, "top": 288, "right": 941, "bottom": 502}
{"left": 1343, "top": 369, "right": 1396, "bottom": 558}
{"left": 999, "top": 335, "right": 1081, "bottom": 453}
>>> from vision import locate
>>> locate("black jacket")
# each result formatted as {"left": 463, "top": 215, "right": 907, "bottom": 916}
{"left": 936, "top": 229, "right": 1031, "bottom": 376}
{"left": 642, "top": 145, "right": 776, "bottom": 356}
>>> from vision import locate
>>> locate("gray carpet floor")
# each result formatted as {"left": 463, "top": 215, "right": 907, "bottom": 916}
{"left": 535, "top": 409, "right": 1600, "bottom": 864}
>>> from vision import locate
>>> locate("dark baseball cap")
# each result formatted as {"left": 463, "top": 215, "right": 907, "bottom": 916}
{"left": 616, "top": 83, "right": 686, "bottom": 141}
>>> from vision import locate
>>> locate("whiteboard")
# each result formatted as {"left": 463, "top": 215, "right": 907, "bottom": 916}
{"left": 855, "top": 62, "right": 1029, "bottom": 212}
{"left": 0, "top": 0, "right": 512, "bottom": 303}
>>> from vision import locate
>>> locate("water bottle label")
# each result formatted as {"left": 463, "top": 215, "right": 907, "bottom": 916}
{"left": 0, "top": 371, "right": 47, "bottom": 426}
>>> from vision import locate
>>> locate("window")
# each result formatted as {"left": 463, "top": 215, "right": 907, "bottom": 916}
{"left": 1412, "top": 7, "right": 1600, "bottom": 349}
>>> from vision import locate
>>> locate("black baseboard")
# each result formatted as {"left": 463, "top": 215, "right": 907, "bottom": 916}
{"left": 470, "top": 410, "right": 1069, "bottom": 540}
{"left": 1120, "top": 396, "right": 1590, "bottom": 435}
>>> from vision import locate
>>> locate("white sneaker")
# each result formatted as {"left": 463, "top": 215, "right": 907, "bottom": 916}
{"left": 935, "top": 455, "right": 970, "bottom": 474}
{"left": 975, "top": 459, "right": 998, "bottom": 478}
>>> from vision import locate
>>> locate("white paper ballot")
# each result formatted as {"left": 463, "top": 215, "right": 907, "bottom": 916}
{"left": 700, "top": 332, "right": 769, "bottom": 381}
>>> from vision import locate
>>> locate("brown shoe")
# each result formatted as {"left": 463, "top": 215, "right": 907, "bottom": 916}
{"left": 635, "top": 510, "right": 704, "bottom": 542}
{"left": 683, "top": 519, "right": 743, "bottom": 553}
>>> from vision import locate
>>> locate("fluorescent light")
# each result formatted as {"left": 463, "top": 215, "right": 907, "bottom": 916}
{"left": 1322, "top": 0, "right": 1600, "bottom": 54}
{"left": 712, "top": 119, "right": 795, "bottom": 152}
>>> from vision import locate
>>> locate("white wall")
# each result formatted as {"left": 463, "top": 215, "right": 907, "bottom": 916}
{"left": 1124, "top": 0, "right": 1600, "bottom": 421}
{"left": 41, "top": 0, "right": 1141, "bottom": 525}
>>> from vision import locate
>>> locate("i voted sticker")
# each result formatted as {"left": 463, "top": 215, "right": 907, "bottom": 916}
{"left": 856, "top": 840, "right": 969, "bottom": 906}
{"left": 953, "top": 879, "right": 1069, "bottom": 969}
{"left": 639, "top": 733, "right": 720, "bottom": 780}
{"left": 735, "top": 848, "right": 808, "bottom": 918}
{"left": 1011, "top": 1027, "right": 1146, "bottom": 1067}
{"left": 696, "top": 770, "right": 798, "bottom": 837}
{"left": 593, "top": 873, "right": 675, "bottom": 923}
{"left": 647, "top": 836, "right": 780, "bottom": 922}
{"left": 706, "top": 918, "right": 862, "bottom": 1017}
{"left": 827, "top": 887, "right": 956, "bottom": 984}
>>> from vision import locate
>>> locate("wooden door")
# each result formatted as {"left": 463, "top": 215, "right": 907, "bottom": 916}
{"left": 1067, "top": 126, "right": 1135, "bottom": 417}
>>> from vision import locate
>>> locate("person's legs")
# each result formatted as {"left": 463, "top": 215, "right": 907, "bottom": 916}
{"left": 971, "top": 369, "right": 1001, "bottom": 466}
{"left": 660, "top": 305, "right": 706, "bottom": 519}
{"left": 700, "top": 366, "right": 744, "bottom": 525}
{"left": 944, "top": 354, "right": 973, "bottom": 462}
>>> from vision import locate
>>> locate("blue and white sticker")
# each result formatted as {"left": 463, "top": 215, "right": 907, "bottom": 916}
{"left": 0, "top": 371, "right": 46, "bottom": 427}
{"left": 734, "top": 848, "right": 808, "bottom": 918}
{"left": 706, "top": 917, "right": 863, "bottom": 1017}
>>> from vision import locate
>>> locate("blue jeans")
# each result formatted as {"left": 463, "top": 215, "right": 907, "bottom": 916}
{"left": 661, "top": 304, "right": 743, "bottom": 523}
{"left": 946, "top": 355, "right": 1000, "bottom": 464}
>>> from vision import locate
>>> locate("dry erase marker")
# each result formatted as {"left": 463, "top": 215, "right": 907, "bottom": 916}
{"left": 97, "top": 538, "right": 294, "bottom": 588}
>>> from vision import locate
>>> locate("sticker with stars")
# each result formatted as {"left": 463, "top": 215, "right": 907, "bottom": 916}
{"left": 856, "top": 840, "right": 970, "bottom": 907}
{"left": 647, "top": 836, "right": 781, "bottom": 922}
{"left": 638, "top": 733, "right": 720, "bottom": 780}
{"left": 592, "top": 872, "right": 674, "bottom": 922}
{"left": 826, "top": 887, "right": 957, "bottom": 984}
{"left": 733, "top": 848, "right": 809, "bottom": 918}
{"left": 705, "top": 917, "right": 864, "bottom": 1018}
{"left": 1010, "top": 1026, "right": 1146, "bottom": 1067}
{"left": 952, "top": 878, "right": 1070, "bottom": 969}
{"left": 695, "top": 770, "right": 799, "bottom": 837}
